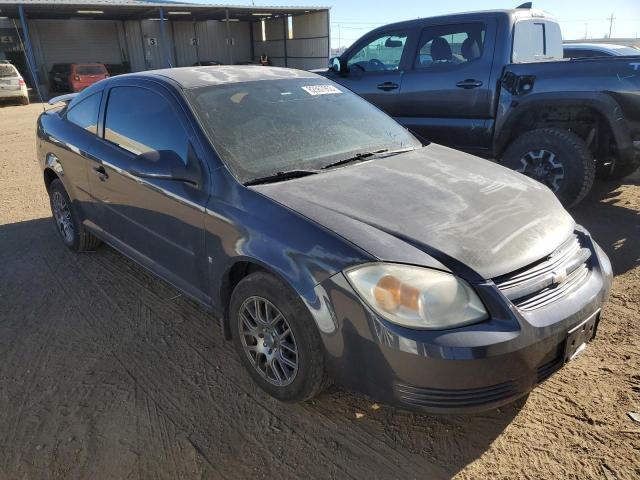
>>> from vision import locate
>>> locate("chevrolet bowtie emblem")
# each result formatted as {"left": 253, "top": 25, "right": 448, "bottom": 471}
{"left": 551, "top": 268, "right": 568, "bottom": 285}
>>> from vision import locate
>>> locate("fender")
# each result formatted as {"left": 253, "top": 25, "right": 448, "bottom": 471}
{"left": 494, "top": 89, "right": 634, "bottom": 159}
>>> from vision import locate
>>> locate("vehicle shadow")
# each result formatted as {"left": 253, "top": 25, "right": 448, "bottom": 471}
{"left": 0, "top": 217, "right": 522, "bottom": 479}
{"left": 571, "top": 174, "right": 640, "bottom": 276}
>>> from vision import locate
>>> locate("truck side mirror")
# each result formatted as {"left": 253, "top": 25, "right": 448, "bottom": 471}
{"left": 329, "top": 57, "right": 345, "bottom": 73}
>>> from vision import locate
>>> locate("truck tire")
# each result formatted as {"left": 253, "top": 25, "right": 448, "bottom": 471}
{"left": 596, "top": 157, "right": 639, "bottom": 181}
{"left": 501, "top": 128, "right": 595, "bottom": 208}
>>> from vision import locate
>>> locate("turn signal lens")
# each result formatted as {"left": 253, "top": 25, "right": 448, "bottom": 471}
{"left": 373, "top": 275, "right": 420, "bottom": 312}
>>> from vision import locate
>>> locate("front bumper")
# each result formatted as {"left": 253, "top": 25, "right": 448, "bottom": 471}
{"left": 307, "top": 231, "right": 613, "bottom": 414}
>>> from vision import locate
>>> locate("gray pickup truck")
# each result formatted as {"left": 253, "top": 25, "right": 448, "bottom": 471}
{"left": 323, "top": 5, "right": 640, "bottom": 206}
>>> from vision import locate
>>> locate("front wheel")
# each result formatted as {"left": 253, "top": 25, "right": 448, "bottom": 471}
{"left": 230, "top": 271, "right": 327, "bottom": 402}
{"left": 501, "top": 128, "right": 595, "bottom": 208}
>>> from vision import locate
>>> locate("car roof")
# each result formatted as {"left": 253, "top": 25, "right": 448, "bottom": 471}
{"left": 122, "top": 65, "right": 320, "bottom": 89}
{"left": 563, "top": 43, "right": 628, "bottom": 50}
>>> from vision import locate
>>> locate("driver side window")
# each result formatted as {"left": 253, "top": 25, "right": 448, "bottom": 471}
{"left": 347, "top": 33, "right": 408, "bottom": 72}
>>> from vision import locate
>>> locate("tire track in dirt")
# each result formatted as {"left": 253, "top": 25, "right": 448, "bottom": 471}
{"left": 41, "top": 248, "right": 370, "bottom": 480}
{"left": 81, "top": 244, "right": 450, "bottom": 478}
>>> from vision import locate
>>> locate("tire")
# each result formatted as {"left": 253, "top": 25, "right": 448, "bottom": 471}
{"left": 596, "top": 157, "right": 639, "bottom": 181}
{"left": 501, "top": 128, "right": 595, "bottom": 208}
{"left": 20, "top": 96, "right": 29, "bottom": 106}
{"left": 48, "top": 179, "right": 101, "bottom": 252}
{"left": 230, "top": 271, "right": 327, "bottom": 402}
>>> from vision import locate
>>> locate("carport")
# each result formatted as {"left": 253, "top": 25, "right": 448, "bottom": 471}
{"left": 0, "top": 0, "right": 330, "bottom": 96}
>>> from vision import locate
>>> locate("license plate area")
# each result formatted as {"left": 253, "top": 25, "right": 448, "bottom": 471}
{"left": 564, "top": 311, "right": 599, "bottom": 362}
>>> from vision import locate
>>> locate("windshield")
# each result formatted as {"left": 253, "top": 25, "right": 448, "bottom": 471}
{"left": 0, "top": 65, "right": 17, "bottom": 78}
{"left": 76, "top": 65, "right": 106, "bottom": 75}
{"left": 188, "top": 78, "right": 421, "bottom": 183}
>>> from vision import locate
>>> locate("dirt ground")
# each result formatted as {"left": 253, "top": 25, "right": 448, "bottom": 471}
{"left": 0, "top": 102, "right": 638, "bottom": 480}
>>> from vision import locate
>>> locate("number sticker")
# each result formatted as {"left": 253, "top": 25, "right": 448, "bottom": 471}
{"left": 301, "top": 85, "right": 342, "bottom": 95}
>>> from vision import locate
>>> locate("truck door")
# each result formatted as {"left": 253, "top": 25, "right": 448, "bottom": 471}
{"left": 328, "top": 30, "right": 413, "bottom": 117}
{"left": 395, "top": 19, "right": 497, "bottom": 152}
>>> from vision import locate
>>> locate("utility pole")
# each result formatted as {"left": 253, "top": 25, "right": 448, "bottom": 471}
{"left": 608, "top": 13, "right": 615, "bottom": 39}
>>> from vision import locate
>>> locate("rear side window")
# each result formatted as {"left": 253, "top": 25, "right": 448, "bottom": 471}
{"left": 104, "top": 86, "right": 189, "bottom": 163}
{"left": 0, "top": 64, "right": 18, "bottom": 78}
{"left": 66, "top": 92, "right": 102, "bottom": 134}
{"left": 414, "top": 23, "right": 486, "bottom": 69}
{"left": 512, "top": 19, "right": 563, "bottom": 63}
{"left": 76, "top": 65, "right": 106, "bottom": 75}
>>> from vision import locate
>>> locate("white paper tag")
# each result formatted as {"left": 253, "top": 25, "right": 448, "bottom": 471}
{"left": 301, "top": 85, "right": 342, "bottom": 95}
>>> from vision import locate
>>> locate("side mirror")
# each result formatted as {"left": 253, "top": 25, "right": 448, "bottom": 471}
{"left": 329, "top": 56, "right": 346, "bottom": 73}
{"left": 129, "top": 150, "right": 199, "bottom": 186}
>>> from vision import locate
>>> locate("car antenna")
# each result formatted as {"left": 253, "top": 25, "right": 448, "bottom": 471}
{"left": 12, "top": 18, "right": 46, "bottom": 112}
{"left": 516, "top": 2, "right": 532, "bottom": 8}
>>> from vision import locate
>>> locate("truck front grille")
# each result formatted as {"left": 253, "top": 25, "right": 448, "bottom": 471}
{"left": 493, "top": 234, "right": 591, "bottom": 311}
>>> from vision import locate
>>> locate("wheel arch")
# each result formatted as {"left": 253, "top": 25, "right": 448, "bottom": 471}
{"left": 495, "top": 92, "right": 632, "bottom": 162}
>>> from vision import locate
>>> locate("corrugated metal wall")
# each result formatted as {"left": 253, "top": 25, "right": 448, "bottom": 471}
{"left": 252, "top": 11, "right": 329, "bottom": 69}
{"left": 29, "top": 19, "right": 124, "bottom": 71}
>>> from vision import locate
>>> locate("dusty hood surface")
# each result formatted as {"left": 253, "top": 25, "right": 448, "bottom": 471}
{"left": 252, "top": 144, "right": 576, "bottom": 279}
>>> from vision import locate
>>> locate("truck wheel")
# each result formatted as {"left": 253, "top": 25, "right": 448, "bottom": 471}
{"left": 596, "top": 157, "right": 639, "bottom": 181}
{"left": 48, "top": 179, "right": 101, "bottom": 252}
{"left": 501, "top": 128, "right": 595, "bottom": 208}
{"left": 230, "top": 271, "right": 327, "bottom": 403}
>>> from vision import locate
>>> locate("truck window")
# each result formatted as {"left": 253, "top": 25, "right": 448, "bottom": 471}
{"left": 413, "top": 23, "right": 486, "bottom": 69}
{"left": 347, "top": 33, "right": 408, "bottom": 72}
{"left": 512, "top": 19, "right": 563, "bottom": 63}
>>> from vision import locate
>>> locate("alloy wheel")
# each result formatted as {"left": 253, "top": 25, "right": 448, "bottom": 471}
{"left": 517, "top": 149, "right": 565, "bottom": 192}
{"left": 51, "top": 190, "right": 74, "bottom": 244}
{"left": 239, "top": 296, "right": 299, "bottom": 387}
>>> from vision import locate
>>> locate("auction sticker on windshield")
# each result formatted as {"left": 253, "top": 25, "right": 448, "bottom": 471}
{"left": 302, "top": 85, "right": 342, "bottom": 95}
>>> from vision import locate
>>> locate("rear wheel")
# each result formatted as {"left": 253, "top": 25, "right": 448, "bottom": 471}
{"left": 20, "top": 96, "right": 29, "bottom": 105}
{"left": 48, "top": 178, "right": 101, "bottom": 252}
{"left": 230, "top": 271, "right": 327, "bottom": 402}
{"left": 501, "top": 128, "right": 595, "bottom": 207}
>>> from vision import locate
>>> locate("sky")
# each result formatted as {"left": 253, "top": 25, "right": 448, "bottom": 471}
{"left": 191, "top": 0, "right": 640, "bottom": 48}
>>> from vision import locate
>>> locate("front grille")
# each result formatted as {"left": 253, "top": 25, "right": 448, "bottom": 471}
{"left": 395, "top": 381, "right": 519, "bottom": 408}
{"left": 494, "top": 234, "right": 592, "bottom": 311}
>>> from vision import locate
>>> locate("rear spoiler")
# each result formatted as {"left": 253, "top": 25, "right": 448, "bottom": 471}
{"left": 48, "top": 93, "right": 77, "bottom": 105}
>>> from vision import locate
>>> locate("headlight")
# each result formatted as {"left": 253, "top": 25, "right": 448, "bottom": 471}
{"left": 345, "top": 263, "right": 488, "bottom": 330}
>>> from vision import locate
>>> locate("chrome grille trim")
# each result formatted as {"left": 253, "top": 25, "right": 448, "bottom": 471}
{"left": 494, "top": 234, "right": 592, "bottom": 311}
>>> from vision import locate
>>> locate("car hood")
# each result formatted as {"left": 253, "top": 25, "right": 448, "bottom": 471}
{"left": 251, "top": 144, "right": 576, "bottom": 280}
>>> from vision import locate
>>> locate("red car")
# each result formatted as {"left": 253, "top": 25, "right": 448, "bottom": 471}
{"left": 69, "top": 63, "right": 108, "bottom": 92}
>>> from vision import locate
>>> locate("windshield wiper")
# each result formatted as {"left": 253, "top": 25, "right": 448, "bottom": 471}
{"left": 244, "top": 169, "right": 319, "bottom": 186}
{"left": 321, "top": 147, "right": 416, "bottom": 170}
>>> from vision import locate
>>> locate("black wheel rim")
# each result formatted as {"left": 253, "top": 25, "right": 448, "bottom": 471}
{"left": 51, "top": 190, "right": 74, "bottom": 244}
{"left": 239, "top": 296, "right": 299, "bottom": 387}
{"left": 516, "top": 149, "right": 565, "bottom": 192}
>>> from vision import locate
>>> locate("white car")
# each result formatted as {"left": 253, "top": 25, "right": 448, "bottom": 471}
{"left": 0, "top": 62, "right": 29, "bottom": 105}
{"left": 563, "top": 43, "right": 640, "bottom": 59}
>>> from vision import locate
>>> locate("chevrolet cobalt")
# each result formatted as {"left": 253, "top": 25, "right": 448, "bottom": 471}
{"left": 38, "top": 67, "right": 612, "bottom": 413}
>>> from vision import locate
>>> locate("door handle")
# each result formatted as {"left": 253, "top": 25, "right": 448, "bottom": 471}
{"left": 377, "top": 82, "right": 399, "bottom": 91}
{"left": 456, "top": 79, "right": 483, "bottom": 89}
{"left": 93, "top": 165, "right": 109, "bottom": 181}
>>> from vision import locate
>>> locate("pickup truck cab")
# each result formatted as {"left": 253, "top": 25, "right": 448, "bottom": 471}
{"left": 324, "top": 6, "right": 640, "bottom": 206}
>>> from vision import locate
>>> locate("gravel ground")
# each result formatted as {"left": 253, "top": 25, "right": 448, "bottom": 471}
{"left": 0, "top": 103, "right": 639, "bottom": 480}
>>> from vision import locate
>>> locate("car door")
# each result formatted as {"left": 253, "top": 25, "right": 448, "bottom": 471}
{"left": 87, "top": 80, "right": 211, "bottom": 303}
{"left": 395, "top": 19, "right": 497, "bottom": 151}
{"left": 328, "top": 30, "right": 414, "bottom": 116}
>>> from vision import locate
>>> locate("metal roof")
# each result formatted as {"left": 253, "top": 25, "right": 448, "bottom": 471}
{"left": 0, "top": 0, "right": 329, "bottom": 21}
